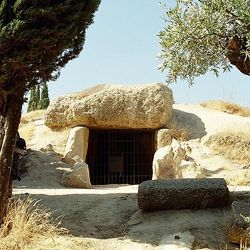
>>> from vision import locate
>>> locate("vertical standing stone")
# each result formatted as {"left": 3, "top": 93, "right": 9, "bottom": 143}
{"left": 63, "top": 126, "right": 89, "bottom": 164}
{"left": 155, "top": 129, "right": 172, "bottom": 149}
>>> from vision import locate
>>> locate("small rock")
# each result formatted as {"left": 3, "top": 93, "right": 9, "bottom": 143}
{"left": 161, "top": 231, "right": 195, "bottom": 250}
{"left": 40, "top": 144, "right": 54, "bottom": 152}
{"left": 61, "top": 162, "right": 91, "bottom": 188}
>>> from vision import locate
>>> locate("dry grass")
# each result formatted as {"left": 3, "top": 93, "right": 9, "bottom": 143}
{"left": 206, "top": 131, "right": 250, "bottom": 165}
{"left": 168, "top": 124, "right": 190, "bottom": 141}
{"left": 201, "top": 100, "right": 250, "bottom": 117}
{"left": 0, "top": 198, "right": 66, "bottom": 250}
{"left": 226, "top": 170, "right": 250, "bottom": 186}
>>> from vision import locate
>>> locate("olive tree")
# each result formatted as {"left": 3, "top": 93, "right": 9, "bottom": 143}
{"left": 159, "top": 0, "right": 250, "bottom": 84}
{"left": 0, "top": 0, "right": 100, "bottom": 222}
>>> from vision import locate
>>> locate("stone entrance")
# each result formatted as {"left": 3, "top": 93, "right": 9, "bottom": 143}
{"left": 86, "top": 130, "right": 155, "bottom": 185}
{"left": 45, "top": 83, "right": 174, "bottom": 187}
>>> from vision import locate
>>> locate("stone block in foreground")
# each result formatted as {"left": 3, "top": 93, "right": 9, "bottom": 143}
{"left": 228, "top": 201, "right": 250, "bottom": 245}
{"left": 138, "top": 178, "right": 229, "bottom": 211}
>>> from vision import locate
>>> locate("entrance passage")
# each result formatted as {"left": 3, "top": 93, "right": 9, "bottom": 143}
{"left": 86, "top": 130, "right": 155, "bottom": 185}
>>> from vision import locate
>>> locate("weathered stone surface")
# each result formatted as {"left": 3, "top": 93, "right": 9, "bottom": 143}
{"left": 155, "top": 129, "right": 172, "bottom": 149}
{"left": 173, "top": 146, "right": 186, "bottom": 166}
{"left": 153, "top": 139, "right": 202, "bottom": 180}
{"left": 61, "top": 162, "right": 91, "bottom": 188}
{"left": 176, "top": 160, "right": 205, "bottom": 179}
{"left": 228, "top": 201, "right": 250, "bottom": 245}
{"left": 63, "top": 127, "right": 89, "bottom": 164}
{"left": 152, "top": 144, "right": 196, "bottom": 180}
{"left": 152, "top": 146, "right": 175, "bottom": 180}
{"left": 138, "top": 178, "right": 230, "bottom": 211}
{"left": 45, "top": 83, "right": 173, "bottom": 130}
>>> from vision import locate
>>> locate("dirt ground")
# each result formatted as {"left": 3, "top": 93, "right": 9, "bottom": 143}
{"left": 14, "top": 104, "right": 250, "bottom": 250}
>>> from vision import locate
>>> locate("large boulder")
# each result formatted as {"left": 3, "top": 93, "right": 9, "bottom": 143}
{"left": 45, "top": 83, "right": 173, "bottom": 130}
{"left": 152, "top": 140, "right": 203, "bottom": 180}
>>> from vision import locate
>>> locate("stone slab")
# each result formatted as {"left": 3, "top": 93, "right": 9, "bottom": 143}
{"left": 138, "top": 178, "right": 230, "bottom": 211}
{"left": 45, "top": 83, "right": 173, "bottom": 130}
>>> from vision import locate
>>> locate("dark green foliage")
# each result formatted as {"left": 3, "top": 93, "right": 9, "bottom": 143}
{"left": 27, "top": 86, "right": 37, "bottom": 112}
{"left": 36, "top": 85, "right": 40, "bottom": 104}
{"left": 27, "top": 84, "right": 50, "bottom": 111}
{"left": 39, "top": 83, "right": 49, "bottom": 109}
{"left": 0, "top": 0, "right": 101, "bottom": 92}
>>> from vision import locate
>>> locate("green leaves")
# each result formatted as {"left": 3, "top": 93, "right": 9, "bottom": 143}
{"left": 159, "top": 0, "right": 250, "bottom": 84}
{"left": 0, "top": 0, "right": 101, "bottom": 92}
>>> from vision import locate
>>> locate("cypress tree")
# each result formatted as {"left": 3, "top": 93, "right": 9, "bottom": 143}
{"left": 27, "top": 86, "right": 40, "bottom": 112}
{"left": 39, "top": 83, "right": 50, "bottom": 109}
{"left": 33, "top": 87, "right": 38, "bottom": 111}
{"left": 36, "top": 85, "right": 41, "bottom": 109}
{"left": 0, "top": 0, "right": 100, "bottom": 221}
{"left": 27, "top": 87, "right": 36, "bottom": 112}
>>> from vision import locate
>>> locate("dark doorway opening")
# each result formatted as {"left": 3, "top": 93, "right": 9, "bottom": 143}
{"left": 86, "top": 130, "right": 155, "bottom": 185}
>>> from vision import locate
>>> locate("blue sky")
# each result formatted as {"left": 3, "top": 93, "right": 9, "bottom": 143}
{"left": 47, "top": 0, "right": 250, "bottom": 106}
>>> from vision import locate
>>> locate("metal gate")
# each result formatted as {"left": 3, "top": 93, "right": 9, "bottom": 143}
{"left": 86, "top": 130, "right": 155, "bottom": 185}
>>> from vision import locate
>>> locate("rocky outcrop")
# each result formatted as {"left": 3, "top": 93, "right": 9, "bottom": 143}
{"left": 152, "top": 140, "right": 204, "bottom": 180}
{"left": 152, "top": 146, "right": 175, "bottom": 180}
{"left": 178, "top": 160, "right": 204, "bottom": 179}
{"left": 45, "top": 83, "right": 173, "bottom": 130}
{"left": 138, "top": 178, "right": 230, "bottom": 211}
{"left": 63, "top": 127, "right": 89, "bottom": 164}
{"left": 61, "top": 162, "right": 91, "bottom": 188}
{"left": 228, "top": 201, "right": 250, "bottom": 245}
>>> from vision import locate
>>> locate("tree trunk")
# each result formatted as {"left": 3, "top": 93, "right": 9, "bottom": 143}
{"left": 0, "top": 87, "right": 24, "bottom": 223}
{"left": 0, "top": 92, "right": 7, "bottom": 149}
{"left": 227, "top": 36, "right": 250, "bottom": 76}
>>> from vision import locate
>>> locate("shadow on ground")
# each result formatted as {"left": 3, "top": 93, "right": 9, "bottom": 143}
{"left": 15, "top": 192, "right": 138, "bottom": 239}
{"left": 13, "top": 190, "right": 241, "bottom": 249}
{"left": 172, "top": 109, "right": 207, "bottom": 139}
